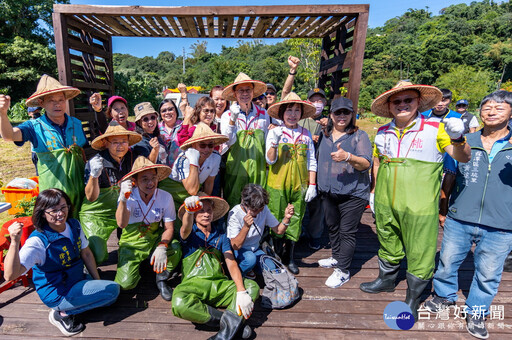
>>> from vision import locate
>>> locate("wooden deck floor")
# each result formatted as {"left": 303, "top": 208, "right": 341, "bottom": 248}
{"left": 1, "top": 211, "right": 512, "bottom": 339}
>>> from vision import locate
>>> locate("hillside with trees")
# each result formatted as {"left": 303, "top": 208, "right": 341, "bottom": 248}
{"left": 1, "top": 0, "right": 511, "bottom": 116}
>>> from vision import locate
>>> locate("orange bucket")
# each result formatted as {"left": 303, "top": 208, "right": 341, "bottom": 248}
{"left": 1, "top": 176, "right": 39, "bottom": 215}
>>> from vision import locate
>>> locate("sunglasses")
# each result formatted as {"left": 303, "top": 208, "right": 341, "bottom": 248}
{"left": 199, "top": 143, "right": 215, "bottom": 149}
{"left": 252, "top": 95, "right": 266, "bottom": 102}
{"left": 201, "top": 108, "right": 216, "bottom": 114}
{"left": 389, "top": 97, "right": 418, "bottom": 106}
{"left": 142, "top": 115, "right": 157, "bottom": 122}
{"left": 456, "top": 104, "right": 468, "bottom": 108}
{"left": 265, "top": 92, "right": 276, "bottom": 96}
{"left": 332, "top": 110, "right": 352, "bottom": 116}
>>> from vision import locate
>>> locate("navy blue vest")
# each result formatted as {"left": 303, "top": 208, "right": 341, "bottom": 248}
{"left": 30, "top": 219, "right": 85, "bottom": 307}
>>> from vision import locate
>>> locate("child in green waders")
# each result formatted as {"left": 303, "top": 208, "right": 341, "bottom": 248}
{"left": 115, "top": 156, "right": 182, "bottom": 301}
{"left": 265, "top": 92, "right": 318, "bottom": 274}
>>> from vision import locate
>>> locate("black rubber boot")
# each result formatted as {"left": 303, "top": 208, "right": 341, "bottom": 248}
{"left": 503, "top": 251, "right": 512, "bottom": 273}
{"left": 360, "top": 258, "right": 400, "bottom": 293}
{"left": 208, "top": 310, "right": 243, "bottom": 340}
{"left": 287, "top": 241, "right": 299, "bottom": 274}
{"left": 204, "top": 306, "right": 223, "bottom": 328}
{"left": 404, "top": 272, "right": 430, "bottom": 321}
{"left": 156, "top": 270, "right": 173, "bottom": 301}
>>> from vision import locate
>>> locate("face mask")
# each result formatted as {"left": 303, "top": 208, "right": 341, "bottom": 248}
{"left": 314, "top": 102, "right": 324, "bottom": 115}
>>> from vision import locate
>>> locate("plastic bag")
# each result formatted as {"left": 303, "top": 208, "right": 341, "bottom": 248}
{"left": 6, "top": 178, "right": 37, "bottom": 189}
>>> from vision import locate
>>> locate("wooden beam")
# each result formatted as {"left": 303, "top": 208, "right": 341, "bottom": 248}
{"left": 68, "top": 36, "right": 109, "bottom": 59}
{"left": 207, "top": 16, "right": 215, "bottom": 37}
{"left": 166, "top": 17, "right": 183, "bottom": 37}
{"left": 266, "top": 16, "right": 285, "bottom": 37}
{"left": 226, "top": 16, "right": 234, "bottom": 37}
{"left": 281, "top": 16, "right": 306, "bottom": 38}
{"left": 346, "top": 12, "right": 368, "bottom": 111}
{"left": 73, "top": 80, "right": 111, "bottom": 91}
{"left": 273, "top": 17, "right": 295, "bottom": 37}
{"left": 52, "top": 12, "right": 76, "bottom": 117}
{"left": 94, "top": 15, "right": 135, "bottom": 36}
{"left": 290, "top": 16, "right": 318, "bottom": 38}
{"left": 74, "top": 15, "right": 113, "bottom": 36}
{"left": 242, "top": 16, "right": 256, "bottom": 38}
{"left": 120, "top": 16, "right": 146, "bottom": 36}
{"left": 233, "top": 16, "right": 245, "bottom": 37}
{"left": 252, "top": 17, "right": 273, "bottom": 38}
{"left": 153, "top": 16, "right": 175, "bottom": 37}
{"left": 66, "top": 16, "right": 109, "bottom": 41}
{"left": 129, "top": 16, "right": 153, "bottom": 36}
{"left": 195, "top": 16, "right": 206, "bottom": 37}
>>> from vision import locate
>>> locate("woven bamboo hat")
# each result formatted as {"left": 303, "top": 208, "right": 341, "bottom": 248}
{"left": 120, "top": 156, "right": 171, "bottom": 183}
{"left": 91, "top": 121, "right": 142, "bottom": 150}
{"left": 134, "top": 102, "right": 158, "bottom": 122}
{"left": 267, "top": 92, "right": 316, "bottom": 120}
{"left": 178, "top": 192, "right": 230, "bottom": 222}
{"left": 180, "top": 122, "right": 229, "bottom": 150}
{"left": 26, "top": 74, "right": 81, "bottom": 107}
{"left": 222, "top": 72, "right": 267, "bottom": 102}
{"left": 371, "top": 80, "right": 442, "bottom": 118}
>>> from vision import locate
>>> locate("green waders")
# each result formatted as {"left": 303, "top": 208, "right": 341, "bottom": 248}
{"left": 158, "top": 177, "right": 191, "bottom": 231}
{"left": 267, "top": 143, "right": 308, "bottom": 242}
{"left": 224, "top": 129, "right": 266, "bottom": 208}
{"left": 37, "top": 146, "right": 85, "bottom": 218}
{"left": 375, "top": 157, "right": 443, "bottom": 280}
{"left": 172, "top": 246, "right": 259, "bottom": 323}
{"left": 115, "top": 221, "right": 182, "bottom": 290}
{"left": 79, "top": 186, "right": 119, "bottom": 264}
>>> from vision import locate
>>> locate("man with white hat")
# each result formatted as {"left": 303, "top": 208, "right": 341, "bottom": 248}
{"left": 220, "top": 72, "right": 270, "bottom": 207}
{"left": 0, "top": 74, "right": 87, "bottom": 217}
{"left": 359, "top": 81, "right": 471, "bottom": 320}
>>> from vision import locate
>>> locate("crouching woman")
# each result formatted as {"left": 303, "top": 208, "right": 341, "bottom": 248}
{"left": 172, "top": 194, "right": 259, "bottom": 340}
{"left": 4, "top": 189, "right": 120, "bottom": 337}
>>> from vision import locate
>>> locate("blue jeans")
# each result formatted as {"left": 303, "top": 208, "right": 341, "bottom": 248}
{"left": 54, "top": 279, "right": 120, "bottom": 315}
{"left": 235, "top": 248, "right": 277, "bottom": 276}
{"left": 433, "top": 217, "right": 512, "bottom": 315}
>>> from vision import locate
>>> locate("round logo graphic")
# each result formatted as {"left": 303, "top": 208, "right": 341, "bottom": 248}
{"left": 383, "top": 301, "right": 415, "bottom": 330}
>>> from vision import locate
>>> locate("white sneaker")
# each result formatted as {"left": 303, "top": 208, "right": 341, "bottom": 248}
{"left": 318, "top": 257, "right": 338, "bottom": 268}
{"left": 325, "top": 268, "right": 350, "bottom": 288}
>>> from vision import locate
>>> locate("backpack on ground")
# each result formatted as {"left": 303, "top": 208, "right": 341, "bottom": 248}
{"left": 259, "top": 254, "right": 300, "bottom": 309}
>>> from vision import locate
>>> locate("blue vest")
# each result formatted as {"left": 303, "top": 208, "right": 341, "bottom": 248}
{"left": 28, "top": 114, "right": 87, "bottom": 153}
{"left": 30, "top": 219, "right": 86, "bottom": 307}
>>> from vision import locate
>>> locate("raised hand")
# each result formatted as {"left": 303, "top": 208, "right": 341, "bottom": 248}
{"left": 0, "top": 94, "right": 11, "bottom": 116}
{"left": 89, "top": 93, "right": 102, "bottom": 112}
{"left": 330, "top": 143, "right": 350, "bottom": 162}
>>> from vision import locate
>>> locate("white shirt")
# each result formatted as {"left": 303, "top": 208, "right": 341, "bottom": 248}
{"left": 220, "top": 103, "right": 270, "bottom": 152}
{"left": 125, "top": 187, "right": 176, "bottom": 224}
{"left": 19, "top": 222, "right": 89, "bottom": 273}
{"left": 226, "top": 204, "right": 279, "bottom": 251}
{"left": 265, "top": 125, "right": 317, "bottom": 172}
{"left": 171, "top": 151, "right": 221, "bottom": 183}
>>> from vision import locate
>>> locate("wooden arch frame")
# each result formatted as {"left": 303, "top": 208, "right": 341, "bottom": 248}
{"left": 52, "top": 4, "right": 369, "bottom": 151}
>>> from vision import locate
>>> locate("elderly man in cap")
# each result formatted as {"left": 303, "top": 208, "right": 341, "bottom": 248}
{"left": 359, "top": 81, "right": 471, "bottom": 320}
{"left": 220, "top": 72, "right": 270, "bottom": 207}
{"left": 0, "top": 74, "right": 87, "bottom": 217}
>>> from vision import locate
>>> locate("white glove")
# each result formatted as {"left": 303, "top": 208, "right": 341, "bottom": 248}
{"left": 119, "top": 179, "right": 133, "bottom": 202}
{"left": 89, "top": 156, "right": 104, "bottom": 178}
{"left": 236, "top": 290, "right": 254, "bottom": 319}
{"left": 184, "top": 195, "right": 202, "bottom": 213}
{"left": 150, "top": 244, "right": 168, "bottom": 273}
{"left": 268, "top": 127, "right": 283, "bottom": 148}
{"left": 158, "top": 145, "right": 168, "bottom": 163}
{"left": 369, "top": 193, "right": 375, "bottom": 213}
{"left": 230, "top": 103, "right": 241, "bottom": 122}
{"left": 185, "top": 148, "right": 200, "bottom": 167}
{"left": 443, "top": 117, "right": 465, "bottom": 140}
{"left": 304, "top": 184, "right": 317, "bottom": 203}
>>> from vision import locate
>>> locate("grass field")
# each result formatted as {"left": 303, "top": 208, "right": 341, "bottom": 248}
{"left": 0, "top": 117, "right": 386, "bottom": 226}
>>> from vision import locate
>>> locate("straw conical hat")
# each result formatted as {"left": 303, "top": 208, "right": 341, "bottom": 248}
{"left": 119, "top": 156, "right": 171, "bottom": 183}
{"left": 371, "top": 80, "right": 442, "bottom": 118}
{"left": 178, "top": 192, "right": 230, "bottom": 222}
{"left": 91, "top": 121, "right": 142, "bottom": 150}
{"left": 221, "top": 72, "right": 267, "bottom": 102}
{"left": 26, "top": 74, "right": 81, "bottom": 107}
{"left": 267, "top": 92, "right": 316, "bottom": 120}
{"left": 180, "top": 122, "right": 229, "bottom": 150}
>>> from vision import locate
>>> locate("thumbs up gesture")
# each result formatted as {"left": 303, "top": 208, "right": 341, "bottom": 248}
{"left": 330, "top": 143, "right": 350, "bottom": 162}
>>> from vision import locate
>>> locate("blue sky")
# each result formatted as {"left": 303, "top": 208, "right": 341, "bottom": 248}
{"left": 69, "top": 0, "right": 475, "bottom": 57}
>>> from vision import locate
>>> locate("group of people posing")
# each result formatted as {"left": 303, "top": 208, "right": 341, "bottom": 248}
{"left": 0, "top": 54, "right": 511, "bottom": 340}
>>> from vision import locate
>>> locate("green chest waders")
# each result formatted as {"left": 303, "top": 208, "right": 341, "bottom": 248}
{"left": 37, "top": 146, "right": 85, "bottom": 218}
{"left": 172, "top": 246, "right": 259, "bottom": 323}
{"left": 115, "top": 221, "right": 181, "bottom": 290}
{"left": 79, "top": 186, "right": 119, "bottom": 264}
{"left": 158, "top": 177, "right": 191, "bottom": 232}
{"left": 375, "top": 157, "right": 443, "bottom": 280}
{"left": 224, "top": 129, "right": 266, "bottom": 208}
{"left": 267, "top": 143, "right": 309, "bottom": 242}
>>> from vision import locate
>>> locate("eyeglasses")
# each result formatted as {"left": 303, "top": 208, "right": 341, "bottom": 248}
{"left": 236, "top": 88, "right": 253, "bottom": 94}
{"left": 265, "top": 92, "right": 276, "bottom": 96}
{"left": 389, "top": 97, "right": 418, "bottom": 106}
{"left": 456, "top": 105, "right": 468, "bottom": 108}
{"left": 252, "top": 95, "right": 266, "bottom": 102}
{"left": 198, "top": 143, "right": 215, "bottom": 149}
{"left": 333, "top": 110, "right": 352, "bottom": 116}
{"left": 45, "top": 205, "right": 70, "bottom": 216}
{"left": 142, "top": 115, "right": 157, "bottom": 122}
{"left": 201, "top": 108, "right": 216, "bottom": 114}
{"left": 108, "top": 141, "right": 129, "bottom": 147}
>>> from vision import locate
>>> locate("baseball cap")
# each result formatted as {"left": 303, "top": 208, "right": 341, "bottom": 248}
{"left": 330, "top": 97, "right": 353, "bottom": 113}
{"left": 107, "top": 95, "right": 127, "bottom": 108}
{"left": 307, "top": 88, "right": 326, "bottom": 100}
{"left": 266, "top": 83, "right": 277, "bottom": 93}
{"left": 456, "top": 99, "right": 469, "bottom": 106}
{"left": 27, "top": 107, "right": 41, "bottom": 113}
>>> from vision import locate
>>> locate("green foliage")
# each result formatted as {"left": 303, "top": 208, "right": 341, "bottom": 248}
{"left": 7, "top": 99, "right": 30, "bottom": 121}
{"left": 14, "top": 196, "right": 36, "bottom": 218}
